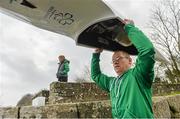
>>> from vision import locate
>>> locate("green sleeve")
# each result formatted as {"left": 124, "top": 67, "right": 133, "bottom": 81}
{"left": 91, "top": 53, "right": 113, "bottom": 92}
{"left": 124, "top": 24, "right": 155, "bottom": 86}
{"left": 63, "top": 62, "right": 69, "bottom": 74}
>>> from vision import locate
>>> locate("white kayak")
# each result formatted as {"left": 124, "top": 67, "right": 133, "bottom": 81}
{"left": 0, "top": 0, "right": 168, "bottom": 62}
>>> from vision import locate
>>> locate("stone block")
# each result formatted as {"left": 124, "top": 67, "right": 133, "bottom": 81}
{"left": 166, "top": 94, "right": 180, "bottom": 118}
{"left": 20, "top": 103, "right": 78, "bottom": 118}
{"left": 76, "top": 100, "right": 112, "bottom": 118}
{"left": 49, "top": 82, "right": 109, "bottom": 104}
{"left": 153, "top": 96, "right": 171, "bottom": 118}
{"left": 0, "top": 107, "right": 19, "bottom": 118}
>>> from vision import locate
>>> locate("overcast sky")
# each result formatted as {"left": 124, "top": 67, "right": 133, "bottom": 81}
{"left": 0, "top": 0, "right": 154, "bottom": 106}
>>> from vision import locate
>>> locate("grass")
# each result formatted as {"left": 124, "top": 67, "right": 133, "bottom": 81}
{"left": 168, "top": 91, "right": 180, "bottom": 96}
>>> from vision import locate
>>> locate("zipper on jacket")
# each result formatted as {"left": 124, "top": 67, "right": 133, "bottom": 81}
{"left": 114, "top": 75, "right": 123, "bottom": 116}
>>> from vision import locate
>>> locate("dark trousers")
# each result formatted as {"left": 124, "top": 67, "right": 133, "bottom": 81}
{"left": 58, "top": 76, "right": 68, "bottom": 82}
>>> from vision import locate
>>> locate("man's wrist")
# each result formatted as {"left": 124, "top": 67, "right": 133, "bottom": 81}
{"left": 124, "top": 24, "right": 135, "bottom": 33}
{"left": 92, "top": 53, "right": 100, "bottom": 59}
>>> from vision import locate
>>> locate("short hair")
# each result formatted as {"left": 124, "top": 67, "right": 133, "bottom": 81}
{"left": 113, "top": 51, "right": 130, "bottom": 58}
{"left": 58, "top": 55, "right": 65, "bottom": 58}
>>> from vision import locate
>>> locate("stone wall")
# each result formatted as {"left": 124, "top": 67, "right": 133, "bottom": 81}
{"left": 19, "top": 100, "right": 111, "bottom": 118}
{"left": 48, "top": 82, "right": 180, "bottom": 104}
{"left": 0, "top": 107, "right": 19, "bottom": 118}
{"left": 49, "top": 82, "right": 109, "bottom": 104}
{"left": 152, "top": 83, "right": 180, "bottom": 96}
{"left": 0, "top": 82, "right": 180, "bottom": 118}
{"left": 153, "top": 94, "right": 180, "bottom": 118}
{"left": 19, "top": 103, "right": 78, "bottom": 118}
{"left": 0, "top": 95, "right": 180, "bottom": 118}
{"left": 16, "top": 82, "right": 180, "bottom": 106}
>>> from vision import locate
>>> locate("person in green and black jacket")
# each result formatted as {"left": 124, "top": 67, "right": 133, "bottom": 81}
{"left": 56, "top": 55, "right": 70, "bottom": 82}
{"left": 91, "top": 19, "right": 155, "bottom": 118}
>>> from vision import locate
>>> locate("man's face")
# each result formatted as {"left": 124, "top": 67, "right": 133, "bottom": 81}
{"left": 112, "top": 51, "right": 132, "bottom": 76}
{"left": 59, "top": 56, "right": 65, "bottom": 62}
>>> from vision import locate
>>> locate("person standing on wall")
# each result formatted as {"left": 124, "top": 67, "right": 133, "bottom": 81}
{"left": 56, "top": 55, "right": 70, "bottom": 82}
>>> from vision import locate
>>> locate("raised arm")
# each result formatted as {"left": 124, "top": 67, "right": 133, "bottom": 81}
{"left": 91, "top": 48, "right": 113, "bottom": 92}
{"left": 124, "top": 20, "right": 155, "bottom": 86}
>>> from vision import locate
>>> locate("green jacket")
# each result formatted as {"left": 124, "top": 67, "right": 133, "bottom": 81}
{"left": 56, "top": 59, "right": 70, "bottom": 77}
{"left": 91, "top": 24, "right": 155, "bottom": 118}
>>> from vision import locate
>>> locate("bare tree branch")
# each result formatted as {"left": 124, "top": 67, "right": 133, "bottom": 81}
{"left": 149, "top": 0, "right": 180, "bottom": 83}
